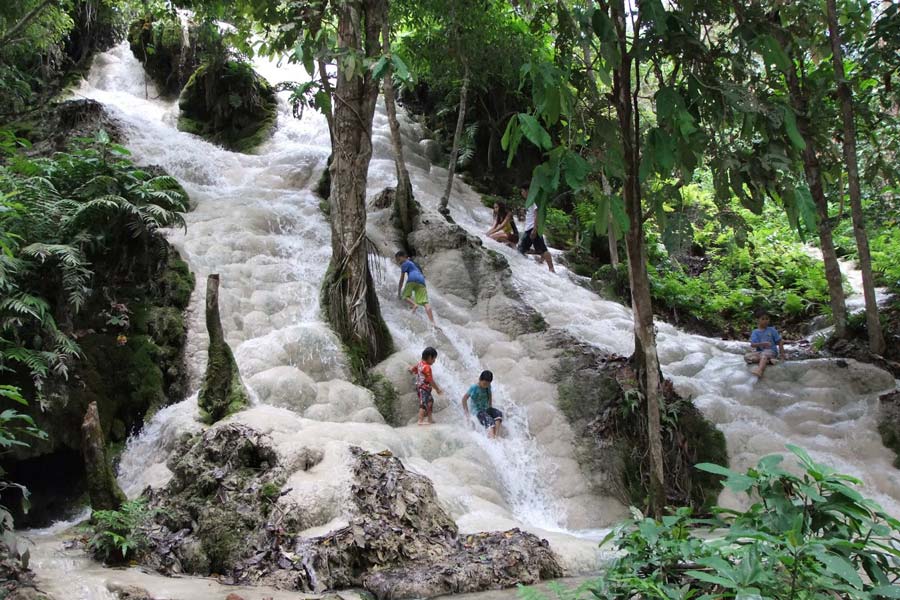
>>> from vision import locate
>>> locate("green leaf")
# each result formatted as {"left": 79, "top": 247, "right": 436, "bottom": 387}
{"left": 813, "top": 551, "right": 863, "bottom": 589}
{"left": 562, "top": 151, "right": 588, "bottom": 190}
{"left": 610, "top": 195, "right": 629, "bottom": 234}
{"left": 592, "top": 10, "right": 615, "bottom": 42}
{"left": 782, "top": 106, "right": 807, "bottom": 150}
{"left": 795, "top": 186, "right": 818, "bottom": 233}
{"left": 518, "top": 114, "right": 552, "bottom": 151}
{"left": 391, "top": 55, "right": 411, "bottom": 83}
{"left": 656, "top": 87, "right": 682, "bottom": 121}
{"left": 871, "top": 585, "right": 900, "bottom": 598}
{"left": 501, "top": 116, "right": 523, "bottom": 168}
{"left": 756, "top": 34, "right": 791, "bottom": 72}
{"left": 685, "top": 571, "right": 735, "bottom": 588}
{"left": 371, "top": 56, "right": 390, "bottom": 80}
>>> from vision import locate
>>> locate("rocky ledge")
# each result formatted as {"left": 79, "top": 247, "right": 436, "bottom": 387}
{"left": 137, "top": 423, "right": 561, "bottom": 599}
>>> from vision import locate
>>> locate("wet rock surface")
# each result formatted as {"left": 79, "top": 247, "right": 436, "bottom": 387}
{"left": 408, "top": 214, "right": 546, "bottom": 338}
{"left": 552, "top": 333, "right": 727, "bottom": 512}
{"left": 879, "top": 390, "right": 900, "bottom": 468}
{"left": 138, "top": 424, "right": 560, "bottom": 599}
{"left": 1, "top": 541, "right": 54, "bottom": 600}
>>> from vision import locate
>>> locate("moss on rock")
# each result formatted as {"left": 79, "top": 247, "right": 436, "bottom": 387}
{"left": 127, "top": 15, "right": 194, "bottom": 97}
{"left": 554, "top": 336, "right": 728, "bottom": 513}
{"left": 878, "top": 390, "right": 900, "bottom": 468}
{"left": 177, "top": 60, "right": 277, "bottom": 153}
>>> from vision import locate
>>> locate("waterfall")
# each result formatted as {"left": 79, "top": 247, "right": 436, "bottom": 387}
{"left": 52, "top": 42, "right": 898, "bottom": 585}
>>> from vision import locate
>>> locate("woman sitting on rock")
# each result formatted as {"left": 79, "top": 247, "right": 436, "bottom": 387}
{"left": 486, "top": 201, "right": 519, "bottom": 247}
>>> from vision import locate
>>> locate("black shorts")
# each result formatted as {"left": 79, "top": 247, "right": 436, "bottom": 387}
{"left": 417, "top": 388, "right": 433, "bottom": 410}
{"left": 477, "top": 407, "right": 503, "bottom": 428}
{"left": 518, "top": 229, "right": 548, "bottom": 255}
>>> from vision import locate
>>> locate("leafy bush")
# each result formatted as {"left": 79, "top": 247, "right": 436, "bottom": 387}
{"left": 87, "top": 498, "right": 156, "bottom": 564}
{"left": 524, "top": 446, "right": 900, "bottom": 600}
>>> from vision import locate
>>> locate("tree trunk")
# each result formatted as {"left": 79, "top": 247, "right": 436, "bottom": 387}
{"left": 381, "top": 17, "right": 416, "bottom": 244}
{"left": 776, "top": 31, "right": 848, "bottom": 338}
{"left": 81, "top": 401, "right": 126, "bottom": 512}
{"left": 439, "top": 65, "right": 470, "bottom": 215}
{"left": 826, "top": 0, "right": 885, "bottom": 354}
{"left": 323, "top": 0, "right": 393, "bottom": 366}
{"left": 611, "top": 0, "right": 665, "bottom": 517}
{"left": 198, "top": 274, "right": 248, "bottom": 423}
{"left": 602, "top": 173, "right": 619, "bottom": 267}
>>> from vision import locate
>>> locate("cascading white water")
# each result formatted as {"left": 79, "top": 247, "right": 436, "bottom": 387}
{"left": 23, "top": 39, "right": 900, "bottom": 599}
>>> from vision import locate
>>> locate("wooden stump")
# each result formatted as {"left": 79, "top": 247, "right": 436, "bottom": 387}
{"left": 81, "top": 401, "right": 126, "bottom": 512}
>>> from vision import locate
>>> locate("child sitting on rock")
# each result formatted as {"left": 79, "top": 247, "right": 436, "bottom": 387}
{"left": 462, "top": 370, "right": 503, "bottom": 438}
{"left": 395, "top": 250, "right": 435, "bottom": 325}
{"left": 410, "top": 346, "right": 443, "bottom": 425}
{"left": 745, "top": 309, "right": 787, "bottom": 378}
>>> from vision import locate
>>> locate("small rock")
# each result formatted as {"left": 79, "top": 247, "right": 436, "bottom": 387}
{"left": 225, "top": 594, "right": 245, "bottom": 600}
{"left": 106, "top": 582, "right": 157, "bottom": 600}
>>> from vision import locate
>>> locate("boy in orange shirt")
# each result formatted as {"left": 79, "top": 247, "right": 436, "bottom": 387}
{"left": 410, "top": 346, "right": 443, "bottom": 425}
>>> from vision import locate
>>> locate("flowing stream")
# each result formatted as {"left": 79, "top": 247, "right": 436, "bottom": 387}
{"left": 19, "top": 43, "right": 900, "bottom": 599}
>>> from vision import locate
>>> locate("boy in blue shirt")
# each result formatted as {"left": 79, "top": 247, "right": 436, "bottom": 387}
{"left": 746, "top": 310, "right": 786, "bottom": 378}
{"left": 462, "top": 370, "right": 503, "bottom": 438}
{"left": 395, "top": 251, "right": 435, "bottom": 325}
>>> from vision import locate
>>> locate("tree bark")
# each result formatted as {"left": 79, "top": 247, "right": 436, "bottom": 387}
{"left": 611, "top": 0, "right": 665, "bottom": 517}
{"left": 775, "top": 30, "right": 848, "bottom": 338}
{"left": 198, "top": 274, "right": 248, "bottom": 423}
{"left": 602, "top": 173, "right": 619, "bottom": 267}
{"left": 381, "top": 16, "right": 416, "bottom": 243}
{"left": 826, "top": 0, "right": 885, "bottom": 354}
{"left": 439, "top": 65, "right": 470, "bottom": 215}
{"left": 82, "top": 401, "right": 126, "bottom": 512}
{"left": 323, "top": 0, "right": 393, "bottom": 366}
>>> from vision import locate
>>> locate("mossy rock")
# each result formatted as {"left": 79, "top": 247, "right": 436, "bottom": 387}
{"left": 878, "top": 390, "right": 900, "bottom": 468}
{"left": 554, "top": 337, "right": 728, "bottom": 513}
{"left": 177, "top": 60, "right": 277, "bottom": 153}
{"left": 127, "top": 15, "right": 192, "bottom": 97}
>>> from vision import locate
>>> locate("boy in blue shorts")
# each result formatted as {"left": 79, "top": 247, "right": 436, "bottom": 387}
{"left": 462, "top": 370, "right": 503, "bottom": 438}
{"left": 395, "top": 251, "right": 435, "bottom": 325}
{"left": 745, "top": 310, "right": 786, "bottom": 378}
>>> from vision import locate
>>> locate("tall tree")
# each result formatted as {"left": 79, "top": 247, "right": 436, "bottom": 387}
{"left": 323, "top": 0, "right": 393, "bottom": 365}
{"left": 825, "top": 0, "right": 885, "bottom": 354}
{"left": 440, "top": 63, "right": 469, "bottom": 215}
{"left": 379, "top": 16, "right": 416, "bottom": 241}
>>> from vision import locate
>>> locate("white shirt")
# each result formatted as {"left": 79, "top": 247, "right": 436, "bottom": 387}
{"left": 524, "top": 204, "right": 537, "bottom": 231}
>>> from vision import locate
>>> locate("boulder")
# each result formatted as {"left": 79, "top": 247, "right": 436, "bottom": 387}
{"left": 177, "top": 60, "right": 277, "bottom": 153}
{"left": 408, "top": 215, "right": 545, "bottom": 337}
{"left": 879, "top": 390, "right": 900, "bottom": 468}
{"left": 552, "top": 333, "right": 728, "bottom": 512}
{"left": 138, "top": 424, "right": 561, "bottom": 598}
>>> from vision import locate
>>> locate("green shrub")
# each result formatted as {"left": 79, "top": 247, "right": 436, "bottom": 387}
{"left": 87, "top": 498, "right": 157, "bottom": 564}
{"left": 524, "top": 446, "right": 900, "bottom": 600}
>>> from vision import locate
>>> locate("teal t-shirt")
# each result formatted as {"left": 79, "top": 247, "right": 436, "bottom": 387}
{"left": 468, "top": 384, "right": 492, "bottom": 413}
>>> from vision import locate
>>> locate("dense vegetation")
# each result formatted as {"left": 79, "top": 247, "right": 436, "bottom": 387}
{"left": 524, "top": 448, "right": 900, "bottom": 599}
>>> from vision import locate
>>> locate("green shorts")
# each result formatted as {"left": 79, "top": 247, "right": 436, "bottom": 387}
{"left": 402, "top": 282, "right": 429, "bottom": 306}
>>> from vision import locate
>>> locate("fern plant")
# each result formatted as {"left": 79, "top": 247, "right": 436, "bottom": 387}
{"left": 87, "top": 498, "right": 157, "bottom": 564}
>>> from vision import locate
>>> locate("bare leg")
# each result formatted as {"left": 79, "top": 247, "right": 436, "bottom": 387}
{"left": 417, "top": 407, "right": 425, "bottom": 425}
{"left": 543, "top": 251, "right": 555, "bottom": 273}
{"left": 426, "top": 402, "right": 434, "bottom": 424}
{"left": 424, "top": 304, "right": 435, "bottom": 324}
{"left": 752, "top": 355, "right": 768, "bottom": 378}
{"left": 494, "top": 419, "right": 502, "bottom": 438}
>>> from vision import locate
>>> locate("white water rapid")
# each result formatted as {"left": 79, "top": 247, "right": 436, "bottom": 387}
{"left": 21, "top": 42, "right": 900, "bottom": 598}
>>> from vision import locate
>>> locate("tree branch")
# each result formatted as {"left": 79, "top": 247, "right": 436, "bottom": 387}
{"left": 0, "top": 0, "right": 55, "bottom": 46}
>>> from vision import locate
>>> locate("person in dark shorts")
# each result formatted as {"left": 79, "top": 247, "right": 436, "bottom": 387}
{"left": 410, "top": 346, "right": 443, "bottom": 425}
{"left": 517, "top": 187, "right": 555, "bottom": 273}
{"left": 462, "top": 370, "right": 503, "bottom": 439}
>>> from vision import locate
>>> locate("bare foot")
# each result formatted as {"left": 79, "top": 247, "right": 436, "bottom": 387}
{"left": 427, "top": 419, "right": 434, "bottom": 425}
{"left": 410, "top": 305, "right": 419, "bottom": 314}
{"left": 751, "top": 368, "right": 761, "bottom": 377}
{"left": 417, "top": 421, "right": 424, "bottom": 426}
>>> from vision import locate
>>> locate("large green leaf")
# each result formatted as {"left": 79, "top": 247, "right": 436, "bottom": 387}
{"left": 795, "top": 185, "right": 818, "bottom": 233}
{"left": 756, "top": 34, "right": 791, "bottom": 72}
{"left": 782, "top": 106, "right": 807, "bottom": 151}
{"left": 562, "top": 151, "right": 588, "bottom": 190}
{"left": 518, "top": 114, "right": 552, "bottom": 150}
{"left": 591, "top": 10, "right": 615, "bottom": 42}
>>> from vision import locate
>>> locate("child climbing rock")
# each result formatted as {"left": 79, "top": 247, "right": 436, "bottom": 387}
{"left": 395, "top": 251, "right": 435, "bottom": 325}
{"left": 462, "top": 370, "right": 503, "bottom": 438}
{"left": 745, "top": 309, "right": 787, "bottom": 378}
{"left": 410, "top": 346, "right": 443, "bottom": 425}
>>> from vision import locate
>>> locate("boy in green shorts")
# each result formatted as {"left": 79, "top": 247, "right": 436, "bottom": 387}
{"left": 395, "top": 250, "right": 435, "bottom": 325}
